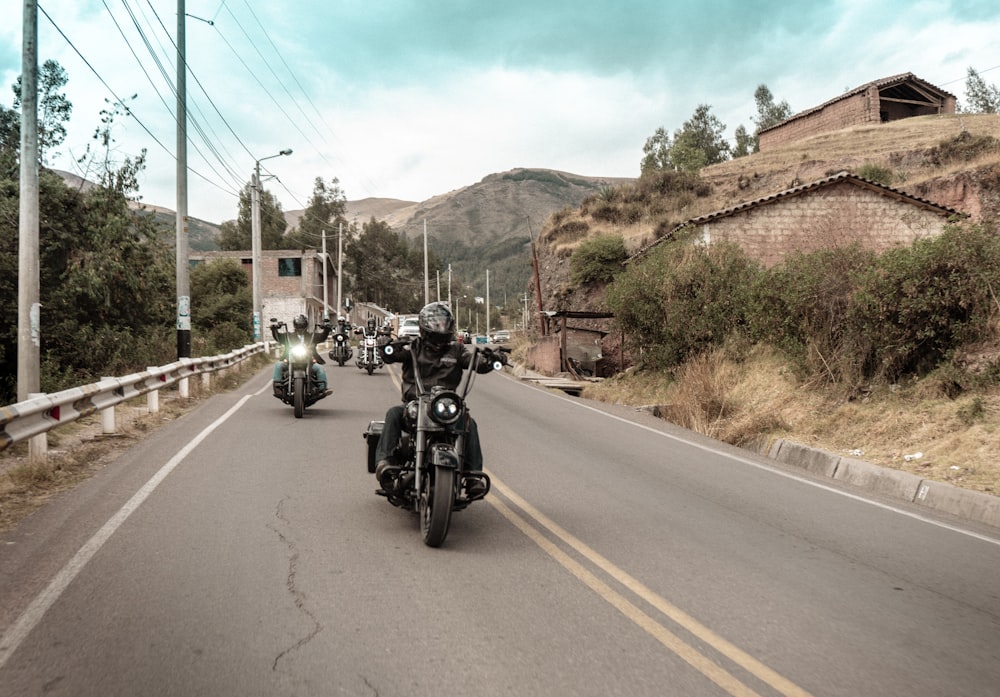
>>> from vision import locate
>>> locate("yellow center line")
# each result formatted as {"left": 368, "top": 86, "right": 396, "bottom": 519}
{"left": 487, "top": 473, "right": 814, "bottom": 697}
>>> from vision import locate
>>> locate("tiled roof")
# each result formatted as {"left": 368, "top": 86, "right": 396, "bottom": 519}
{"left": 758, "top": 72, "right": 957, "bottom": 135}
{"left": 629, "top": 171, "right": 962, "bottom": 261}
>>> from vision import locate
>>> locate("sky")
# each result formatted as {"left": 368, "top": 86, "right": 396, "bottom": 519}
{"left": 1, "top": 0, "right": 999, "bottom": 225}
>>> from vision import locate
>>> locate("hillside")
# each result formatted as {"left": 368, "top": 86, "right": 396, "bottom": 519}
{"left": 289, "top": 167, "right": 636, "bottom": 304}
{"left": 530, "top": 112, "right": 1000, "bottom": 497}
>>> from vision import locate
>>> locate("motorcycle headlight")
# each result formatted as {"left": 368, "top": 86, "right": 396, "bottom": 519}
{"left": 336, "top": 335, "right": 344, "bottom": 343}
{"left": 290, "top": 344, "right": 308, "bottom": 360}
{"left": 429, "top": 392, "right": 463, "bottom": 425}
{"left": 404, "top": 400, "right": 419, "bottom": 429}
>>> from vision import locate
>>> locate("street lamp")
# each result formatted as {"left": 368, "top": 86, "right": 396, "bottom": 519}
{"left": 251, "top": 148, "right": 292, "bottom": 340}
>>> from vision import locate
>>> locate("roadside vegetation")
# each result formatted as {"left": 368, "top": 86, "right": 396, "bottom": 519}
{"left": 555, "top": 69, "right": 1000, "bottom": 496}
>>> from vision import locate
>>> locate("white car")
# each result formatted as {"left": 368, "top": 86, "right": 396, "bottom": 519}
{"left": 398, "top": 316, "right": 421, "bottom": 339}
{"left": 492, "top": 330, "right": 511, "bottom": 344}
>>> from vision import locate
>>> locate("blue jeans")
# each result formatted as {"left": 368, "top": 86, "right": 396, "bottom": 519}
{"left": 273, "top": 363, "right": 326, "bottom": 389}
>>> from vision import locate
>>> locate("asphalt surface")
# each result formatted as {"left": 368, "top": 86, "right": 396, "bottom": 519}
{"left": 1, "top": 359, "right": 998, "bottom": 696}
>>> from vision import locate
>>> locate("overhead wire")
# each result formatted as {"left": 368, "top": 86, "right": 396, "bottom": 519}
{"left": 110, "top": 0, "right": 243, "bottom": 195}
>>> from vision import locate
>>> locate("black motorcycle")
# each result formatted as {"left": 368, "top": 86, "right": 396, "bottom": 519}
{"left": 356, "top": 330, "right": 384, "bottom": 375}
{"left": 271, "top": 319, "right": 329, "bottom": 418}
{"left": 363, "top": 344, "right": 507, "bottom": 547}
{"left": 328, "top": 330, "right": 353, "bottom": 366}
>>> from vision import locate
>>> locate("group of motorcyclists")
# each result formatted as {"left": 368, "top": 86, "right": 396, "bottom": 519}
{"left": 269, "top": 302, "right": 507, "bottom": 508}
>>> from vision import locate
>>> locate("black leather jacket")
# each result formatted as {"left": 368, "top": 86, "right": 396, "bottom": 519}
{"left": 382, "top": 337, "right": 495, "bottom": 401}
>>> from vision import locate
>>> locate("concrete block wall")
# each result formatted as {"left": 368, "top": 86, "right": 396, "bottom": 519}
{"left": 760, "top": 91, "right": 875, "bottom": 150}
{"left": 699, "top": 183, "right": 947, "bottom": 267}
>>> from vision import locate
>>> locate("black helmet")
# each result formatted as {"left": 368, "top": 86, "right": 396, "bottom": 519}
{"left": 418, "top": 302, "right": 454, "bottom": 349}
{"left": 293, "top": 314, "right": 309, "bottom": 332}
{"left": 367, "top": 316, "right": 377, "bottom": 329}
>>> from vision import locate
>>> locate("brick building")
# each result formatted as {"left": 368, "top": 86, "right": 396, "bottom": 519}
{"left": 189, "top": 249, "right": 337, "bottom": 326}
{"left": 632, "top": 172, "right": 962, "bottom": 268}
{"left": 758, "top": 73, "right": 956, "bottom": 151}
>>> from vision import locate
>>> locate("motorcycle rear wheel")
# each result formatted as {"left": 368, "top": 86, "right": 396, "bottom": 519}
{"left": 421, "top": 465, "right": 455, "bottom": 547}
{"left": 293, "top": 376, "right": 305, "bottom": 418}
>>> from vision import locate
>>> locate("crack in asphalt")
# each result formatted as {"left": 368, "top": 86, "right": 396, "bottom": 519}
{"left": 269, "top": 497, "right": 323, "bottom": 673}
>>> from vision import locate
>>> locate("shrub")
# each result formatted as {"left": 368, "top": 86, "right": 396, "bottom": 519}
{"left": 856, "top": 162, "right": 894, "bottom": 185}
{"left": 570, "top": 234, "right": 627, "bottom": 285}
{"left": 607, "top": 237, "right": 760, "bottom": 369}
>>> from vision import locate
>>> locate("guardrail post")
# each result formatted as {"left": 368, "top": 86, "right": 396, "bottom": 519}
{"left": 147, "top": 367, "right": 159, "bottom": 414}
{"left": 28, "top": 392, "right": 48, "bottom": 460}
{"left": 201, "top": 371, "right": 211, "bottom": 391}
{"left": 100, "top": 378, "right": 117, "bottom": 434}
{"left": 179, "top": 376, "right": 189, "bottom": 399}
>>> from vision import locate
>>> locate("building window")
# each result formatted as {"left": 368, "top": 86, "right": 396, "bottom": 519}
{"left": 278, "top": 258, "right": 301, "bottom": 277}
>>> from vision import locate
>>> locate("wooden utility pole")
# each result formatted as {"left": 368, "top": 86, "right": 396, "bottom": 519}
{"left": 526, "top": 217, "right": 545, "bottom": 335}
{"left": 17, "top": 0, "right": 39, "bottom": 403}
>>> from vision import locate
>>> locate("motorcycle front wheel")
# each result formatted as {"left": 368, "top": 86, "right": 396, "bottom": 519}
{"left": 366, "top": 362, "right": 374, "bottom": 375}
{"left": 293, "top": 376, "right": 305, "bottom": 418}
{"left": 420, "top": 465, "right": 455, "bottom": 547}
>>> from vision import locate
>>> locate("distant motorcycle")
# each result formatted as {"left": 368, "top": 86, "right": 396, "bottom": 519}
{"left": 363, "top": 344, "right": 508, "bottom": 547}
{"left": 328, "top": 329, "right": 353, "bottom": 366}
{"left": 356, "top": 330, "right": 383, "bottom": 375}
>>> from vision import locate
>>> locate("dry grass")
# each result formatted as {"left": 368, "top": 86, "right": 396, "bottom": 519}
{"left": 0, "top": 356, "right": 269, "bottom": 533}
{"left": 582, "top": 346, "right": 1000, "bottom": 496}
{"left": 544, "top": 114, "right": 1000, "bottom": 259}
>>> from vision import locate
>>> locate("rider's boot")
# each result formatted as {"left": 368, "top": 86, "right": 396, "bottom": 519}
{"left": 376, "top": 460, "right": 401, "bottom": 492}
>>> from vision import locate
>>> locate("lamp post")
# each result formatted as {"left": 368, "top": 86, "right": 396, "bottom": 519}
{"left": 251, "top": 148, "right": 292, "bottom": 340}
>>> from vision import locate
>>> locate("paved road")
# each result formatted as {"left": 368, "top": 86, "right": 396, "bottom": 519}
{"left": 1, "top": 359, "right": 998, "bottom": 696}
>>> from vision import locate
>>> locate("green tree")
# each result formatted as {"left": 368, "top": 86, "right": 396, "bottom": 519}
{"left": 752, "top": 84, "right": 792, "bottom": 132}
{"left": 345, "top": 217, "right": 430, "bottom": 312}
{"left": 0, "top": 73, "right": 177, "bottom": 402}
{"left": 669, "top": 104, "right": 731, "bottom": 173}
{"left": 190, "top": 258, "right": 253, "bottom": 354}
{"left": 288, "top": 176, "right": 348, "bottom": 248}
{"left": 218, "top": 182, "right": 288, "bottom": 250}
{"left": 640, "top": 126, "right": 672, "bottom": 174}
{"left": 749, "top": 84, "right": 792, "bottom": 152}
{"left": 13, "top": 59, "right": 73, "bottom": 165}
{"left": 963, "top": 67, "right": 1000, "bottom": 113}
{"left": 732, "top": 124, "right": 754, "bottom": 158}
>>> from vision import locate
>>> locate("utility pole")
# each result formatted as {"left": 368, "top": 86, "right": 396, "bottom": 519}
{"left": 322, "top": 229, "right": 328, "bottom": 320}
{"left": 337, "top": 222, "right": 343, "bottom": 316}
{"left": 251, "top": 168, "right": 262, "bottom": 340}
{"left": 17, "top": 0, "right": 39, "bottom": 404}
{"left": 447, "top": 264, "right": 452, "bottom": 307}
{"left": 251, "top": 149, "right": 292, "bottom": 339}
{"left": 423, "top": 219, "right": 429, "bottom": 305}
{"left": 175, "top": 1, "right": 191, "bottom": 359}
{"left": 485, "top": 269, "right": 490, "bottom": 340}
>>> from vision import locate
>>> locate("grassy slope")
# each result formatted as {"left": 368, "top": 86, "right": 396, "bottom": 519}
{"left": 551, "top": 113, "right": 1000, "bottom": 497}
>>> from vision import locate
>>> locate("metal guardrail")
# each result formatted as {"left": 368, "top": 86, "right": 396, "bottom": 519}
{"left": 0, "top": 343, "right": 267, "bottom": 455}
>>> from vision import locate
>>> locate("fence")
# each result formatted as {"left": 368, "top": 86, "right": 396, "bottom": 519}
{"left": 0, "top": 343, "right": 268, "bottom": 459}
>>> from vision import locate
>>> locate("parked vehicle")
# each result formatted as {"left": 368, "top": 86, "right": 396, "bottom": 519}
{"left": 398, "top": 316, "right": 421, "bottom": 339}
{"left": 363, "top": 344, "right": 508, "bottom": 547}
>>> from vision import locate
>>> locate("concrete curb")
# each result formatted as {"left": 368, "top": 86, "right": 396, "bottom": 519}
{"left": 762, "top": 438, "right": 1000, "bottom": 529}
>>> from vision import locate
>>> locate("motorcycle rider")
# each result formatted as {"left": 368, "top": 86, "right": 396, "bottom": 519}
{"left": 374, "top": 301, "right": 501, "bottom": 497}
{"left": 271, "top": 314, "right": 332, "bottom": 397}
{"left": 329, "top": 315, "right": 354, "bottom": 361}
{"left": 376, "top": 317, "right": 395, "bottom": 347}
{"left": 356, "top": 316, "right": 381, "bottom": 367}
